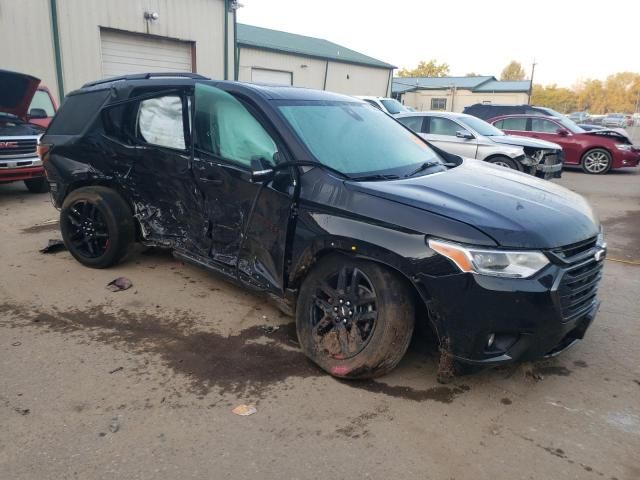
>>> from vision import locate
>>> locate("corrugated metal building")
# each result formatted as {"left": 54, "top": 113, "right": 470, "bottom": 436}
{"left": 237, "top": 24, "right": 395, "bottom": 96}
{"left": 394, "top": 76, "right": 531, "bottom": 112}
{"left": 0, "top": 0, "right": 236, "bottom": 101}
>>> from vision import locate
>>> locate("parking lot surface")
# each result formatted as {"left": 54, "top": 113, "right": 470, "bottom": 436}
{"left": 1, "top": 168, "right": 639, "bottom": 480}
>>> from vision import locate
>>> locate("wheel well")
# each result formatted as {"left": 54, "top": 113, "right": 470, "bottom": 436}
{"left": 289, "top": 248, "right": 438, "bottom": 340}
{"left": 484, "top": 154, "right": 521, "bottom": 170}
{"left": 64, "top": 181, "right": 141, "bottom": 239}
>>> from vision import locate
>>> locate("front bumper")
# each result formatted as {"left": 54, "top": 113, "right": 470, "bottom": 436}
{"left": 416, "top": 254, "right": 604, "bottom": 365}
{"left": 612, "top": 148, "right": 640, "bottom": 169}
{"left": 0, "top": 157, "right": 44, "bottom": 183}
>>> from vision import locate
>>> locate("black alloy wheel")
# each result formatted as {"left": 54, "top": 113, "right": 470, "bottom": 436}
{"left": 310, "top": 266, "right": 378, "bottom": 360}
{"left": 64, "top": 200, "right": 110, "bottom": 258}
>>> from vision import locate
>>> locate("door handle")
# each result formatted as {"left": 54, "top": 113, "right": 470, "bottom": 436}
{"left": 199, "top": 177, "right": 223, "bottom": 186}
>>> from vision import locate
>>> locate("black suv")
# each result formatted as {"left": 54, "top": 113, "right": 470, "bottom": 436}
{"left": 463, "top": 103, "right": 566, "bottom": 121}
{"left": 41, "top": 73, "right": 606, "bottom": 380}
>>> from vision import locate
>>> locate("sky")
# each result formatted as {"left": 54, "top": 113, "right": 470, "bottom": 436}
{"left": 237, "top": 0, "right": 640, "bottom": 87}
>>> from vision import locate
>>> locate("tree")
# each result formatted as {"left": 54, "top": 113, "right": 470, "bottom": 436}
{"left": 500, "top": 61, "right": 526, "bottom": 81}
{"left": 530, "top": 72, "right": 640, "bottom": 114}
{"left": 398, "top": 60, "right": 450, "bottom": 78}
{"left": 531, "top": 84, "right": 578, "bottom": 113}
{"left": 465, "top": 72, "right": 480, "bottom": 77}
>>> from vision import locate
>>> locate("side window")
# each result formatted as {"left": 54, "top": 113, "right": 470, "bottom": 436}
{"left": 428, "top": 117, "right": 460, "bottom": 136}
{"left": 500, "top": 117, "right": 527, "bottom": 131}
{"left": 398, "top": 116, "right": 425, "bottom": 133}
{"left": 137, "top": 96, "right": 186, "bottom": 150}
{"left": 493, "top": 120, "right": 504, "bottom": 129}
{"left": 531, "top": 118, "right": 560, "bottom": 133}
{"left": 194, "top": 83, "right": 277, "bottom": 168}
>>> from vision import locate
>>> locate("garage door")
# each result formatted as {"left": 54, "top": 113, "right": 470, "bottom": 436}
{"left": 100, "top": 30, "right": 192, "bottom": 79}
{"left": 251, "top": 68, "right": 292, "bottom": 86}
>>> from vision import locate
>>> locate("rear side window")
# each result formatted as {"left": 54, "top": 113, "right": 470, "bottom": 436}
{"left": 398, "top": 116, "right": 425, "bottom": 133}
{"left": 137, "top": 96, "right": 186, "bottom": 150}
{"left": 497, "top": 117, "right": 527, "bottom": 130}
{"left": 46, "top": 90, "right": 110, "bottom": 135}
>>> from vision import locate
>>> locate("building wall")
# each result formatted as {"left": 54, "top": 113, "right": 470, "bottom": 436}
{"left": 0, "top": 0, "right": 59, "bottom": 101}
{"left": 239, "top": 46, "right": 392, "bottom": 96}
{"left": 402, "top": 89, "right": 529, "bottom": 112}
{"left": 0, "top": 0, "right": 233, "bottom": 102}
{"left": 238, "top": 47, "right": 327, "bottom": 90}
{"left": 325, "top": 62, "right": 391, "bottom": 96}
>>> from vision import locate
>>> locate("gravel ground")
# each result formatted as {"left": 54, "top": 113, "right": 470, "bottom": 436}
{"left": 1, "top": 168, "right": 639, "bottom": 480}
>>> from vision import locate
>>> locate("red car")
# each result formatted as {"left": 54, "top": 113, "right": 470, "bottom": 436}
{"left": 0, "top": 69, "right": 58, "bottom": 192}
{"left": 490, "top": 114, "right": 640, "bottom": 174}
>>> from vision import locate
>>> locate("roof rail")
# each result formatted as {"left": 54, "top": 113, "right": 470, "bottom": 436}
{"left": 82, "top": 72, "right": 209, "bottom": 88}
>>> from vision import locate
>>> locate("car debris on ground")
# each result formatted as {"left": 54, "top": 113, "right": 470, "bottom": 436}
{"left": 232, "top": 405, "right": 257, "bottom": 416}
{"left": 39, "top": 239, "right": 66, "bottom": 254}
{"left": 106, "top": 277, "right": 133, "bottom": 292}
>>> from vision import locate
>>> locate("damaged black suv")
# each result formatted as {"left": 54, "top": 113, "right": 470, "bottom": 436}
{"left": 41, "top": 73, "right": 606, "bottom": 380}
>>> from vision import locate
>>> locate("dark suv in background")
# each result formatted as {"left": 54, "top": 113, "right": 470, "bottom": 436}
{"left": 40, "top": 73, "right": 605, "bottom": 381}
{"left": 463, "top": 103, "right": 564, "bottom": 121}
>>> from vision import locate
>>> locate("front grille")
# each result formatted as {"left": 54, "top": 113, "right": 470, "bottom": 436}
{"left": 558, "top": 257, "right": 603, "bottom": 322}
{"left": 0, "top": 139, "right": 37, "bottom": 158}
{"left": 552, "top": 236, "right": 597, "bottom": 262}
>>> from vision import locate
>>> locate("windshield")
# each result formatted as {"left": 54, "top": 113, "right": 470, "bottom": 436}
{"left": 458, "top": 115, "right": 505, "bottom": 137}
{"left": 278, "top": 101, "right": 443, "bottom": 177}
{"left": 554, "top": 116, "right": 585, "bottom": 133}
{"left": 380, "top": 99, "right": 408, "bottom": 115}
{"left": 29, "top": 90, "right": 56, "bottom": 117}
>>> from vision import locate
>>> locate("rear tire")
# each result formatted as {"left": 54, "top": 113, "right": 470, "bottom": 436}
{"left": 486, "top": 156, "right": 520, "bottom": 170}
{"left": 60, "top": 186, "right": 135, "bottom": 268}
{"left": 581, "top": 148, "right": 611, "bottom": 174}
{"left": 296, "top": 254, "right": 415, "bottom": 379}
{"left": 24, "top": 177, "right": 49, "bottom": 193}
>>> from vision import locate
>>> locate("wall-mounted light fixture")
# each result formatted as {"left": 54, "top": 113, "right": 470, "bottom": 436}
{"left": 144, "top": 11, "right": 159, "bottom": 21}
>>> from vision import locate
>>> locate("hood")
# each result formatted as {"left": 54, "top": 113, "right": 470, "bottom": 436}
{"left": 490, "top": 134, "right": 561, "bottom": 150}
{"left": 347, "top": 159, "right": 599, "bottom": 249}
{"left": 583, "top": 128, "right": 631, "bottom": 143}
{"left": 0, "top": 69, "right": 41, "bottom": 120}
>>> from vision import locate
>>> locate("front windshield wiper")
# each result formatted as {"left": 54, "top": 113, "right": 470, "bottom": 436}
{"left": 350, "top": 173, "right": 401, "bottom": 181}
{"left": 404, "top": 162, "right": 442, "bottom": 178}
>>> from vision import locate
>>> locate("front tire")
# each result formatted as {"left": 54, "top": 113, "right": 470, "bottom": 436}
{"left": 486, "top": 156, "right": 520, "bottom": 170}
{"left": 24, "top": 177, "right": 49, "bottom": 193}
{"left": 60, "top": 186, "right": 135, "bottom": 268}
{"left": 296, "top": 254, "right": 415, "bottom": 379}
{"left": 581, "top": 148, "right": 611, "bottom": 174}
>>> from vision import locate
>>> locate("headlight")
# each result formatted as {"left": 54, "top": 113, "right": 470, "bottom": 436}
{"left": 428, "top": 238, "right": 550, "bottom": 278}
{"left": 614, "top": 144, "right": 633, "bottom": 151}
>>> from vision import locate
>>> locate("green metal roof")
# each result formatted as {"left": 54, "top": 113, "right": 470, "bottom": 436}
{"left": 392, "top": 76, "right": 531, "bottom": 94}
{"left": 237, "top": 24, "right": 395, "bottom": 70}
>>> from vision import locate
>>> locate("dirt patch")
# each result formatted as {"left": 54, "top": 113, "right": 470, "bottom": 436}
{"left": 531, "top": 364, "right": 572, "bottom": 377}
{"left": 21, "top": 222, "right": 59, "bottom": 234}
{"left": 1, "top": 302, "right": 320, "bottom": 398}
{"left": 501, "top": 398, "right": 512, "bottom": 405}
{"left": 573, "top": 360, "right": 588, "bottom": 368}
{"left": 335, "top": 405, "right": 391, "bottom": 439}
{"left": 602, "top": 209, "right": 640, "bottom": 261}
{"left": 348, "top": 379, "right": 470, "bottom": 403}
